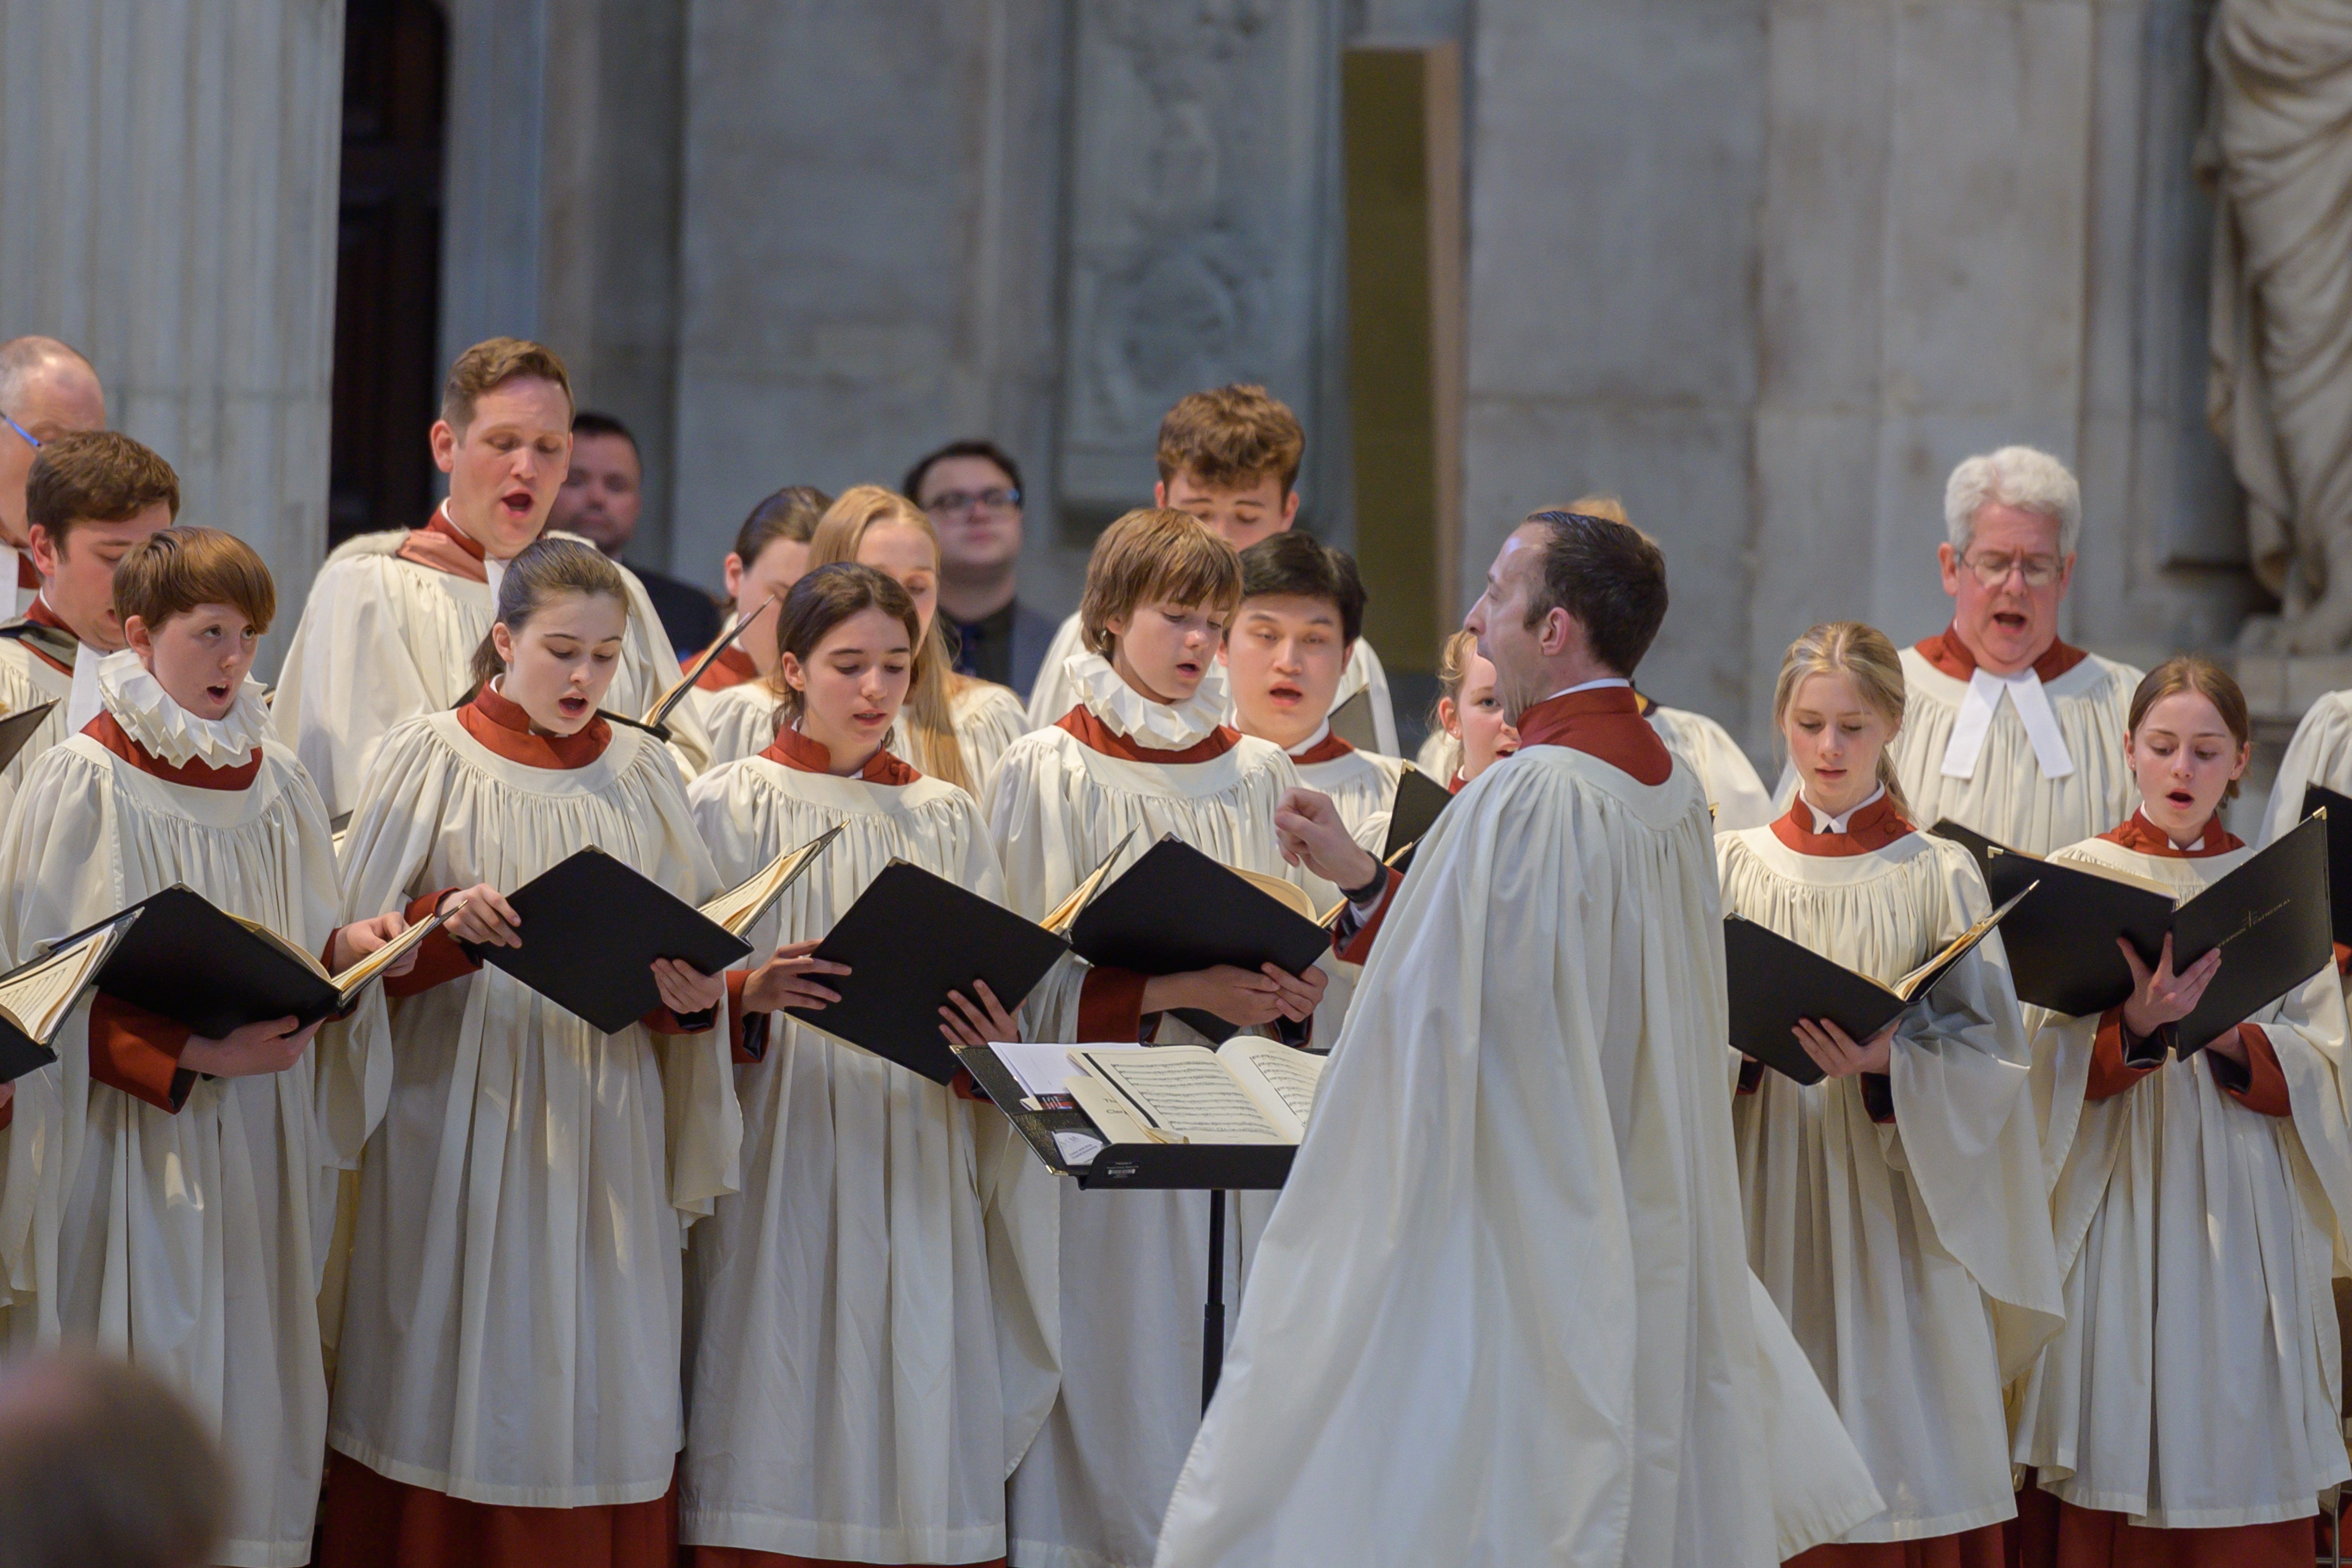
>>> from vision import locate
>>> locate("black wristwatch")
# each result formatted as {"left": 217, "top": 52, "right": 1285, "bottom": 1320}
{"left": 1341, "top": 863, "right": 1390, "bottom": 906}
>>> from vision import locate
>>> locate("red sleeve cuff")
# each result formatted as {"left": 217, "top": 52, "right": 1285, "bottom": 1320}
{"left": 384, "top": 889, "right": 480, "bottom": 999}
{"left": 87, "top": 994, "right": 195, "bottom": 1113}
{"left": 1734, "top": 1057, "right": 1764, "bottom": 1095}
{"left": 724, "top": 968, "right": 769, "bottom": 1064}
{"left": 2334, "top": 941, "right": 2351, "bottom": 977}
{"left": 1860, "top": 1072, "right": 1896, "bottom": 1124}
{"left": 0, "top": 1087, "right": 14, "bottom": 1132}
{"left": 2212, "top": 1024, "right": 2293, "bottom": 1117}
{"left": 641, "top": 1002, "right": 716, "bottom": 1036}
{"left": 1334, "top": 868, "right": 1404, "bottom": 967}
{"left": 1078, "top": 966, "right": 1150, "bottom": 1043}
{"left": 2086, "top": 1007, "right": 2166, "bottom": 1101}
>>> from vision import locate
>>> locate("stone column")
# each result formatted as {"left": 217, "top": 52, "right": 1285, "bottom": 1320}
{"left": 0, "top": 0, "right": 344, "bottom": 678}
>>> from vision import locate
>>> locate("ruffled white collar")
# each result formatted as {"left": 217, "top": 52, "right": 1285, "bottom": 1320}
{"left": 96, "top": 649, "right": 272, "bottom": 767}
{"left": 1070, "top": 650, "right": 1229, "bottom": 751}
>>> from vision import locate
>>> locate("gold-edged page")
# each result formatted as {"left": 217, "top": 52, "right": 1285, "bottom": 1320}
{"left": 332, "top": 907, "right": 452, "bottom": 995}
{"left": 0, "top": 927, "right": 115, "bottom": 1040}
{"left": 1070, "top": 1045, "right": 1290, "bottom": 1145}
{"left": 1041, "top": 831, "right": 1136, "bottom": 937}
{"left": 699, "top": 823, "right": 843, "bottom": 936}
{"left": 1214, "top": 1036, "right": 1324, "bottom": 1140}
{"left": 1229, "top": 866, "right": 1314, "bottom": 921}
{"left": 235, "top": 913, "right": 337, "bottom": 981}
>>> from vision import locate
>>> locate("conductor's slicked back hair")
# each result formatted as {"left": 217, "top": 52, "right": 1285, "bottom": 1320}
{"left": 1519, "top": 508, "right": 1668, "bottom": 678}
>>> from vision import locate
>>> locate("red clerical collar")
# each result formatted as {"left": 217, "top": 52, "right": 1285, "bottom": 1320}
{"left": 459, "top": 682, "right": 611, "bottom": 769}
{"left": 1770, "top": 792, "right": 1915, "bottom": 856}
{"left": 2100, "top": 809, "right": 2242, "bottom": 859}
{"left": 81, "top": 710, "right": 260, "bottom": 791}
{"left": 1447, "top": 771, "right": 1468, "bottom": 794}
{"left": 21, "top": 596, "right": 76, "bottom": 673}
{"left": 395, "top": 506, "right": 494, "bottom": 585}
{"left": 1054, "top": 705, "right": 1243, "bottom": 764}
{"left": 761, "top": 723, "right": 922, "bottom": 785}
{"left": 1914, "top": 624, "right": 2088, "bottom": 683}
{"left": 1287, "top": 728, "right": 1354, "bottom": 766}
{"left": 692, "top": 644, "right": 758, "bottom": 692}
{"left": 1511, "top": 686, "right": 1674, "bottom": 785}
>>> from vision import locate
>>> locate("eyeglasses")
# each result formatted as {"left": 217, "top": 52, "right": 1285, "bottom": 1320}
{"left": 925, "top": 487, "right": 1020, "bottom": 515}
{"left": 0, "top": 412, "right": 37, "bottom": 451}
{"left": 1961, "top": 550, "right": 2063, "bottom": 589}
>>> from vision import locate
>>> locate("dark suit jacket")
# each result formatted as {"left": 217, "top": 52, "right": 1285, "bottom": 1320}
{"left": 629, "top": 563, "right": 724, "bottom": 656}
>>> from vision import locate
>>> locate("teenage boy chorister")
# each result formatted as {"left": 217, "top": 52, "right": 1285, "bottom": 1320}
{"left": 271, "top": 337, "right": 712, "bottom": 815}
{"left": 1026, "top": 385, "right": 1398, "bottom": 754}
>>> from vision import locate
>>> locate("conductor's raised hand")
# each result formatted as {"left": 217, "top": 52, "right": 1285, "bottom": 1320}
{"left": 940, "top": 979, "right": 1021, "bottom": 1048}
{"left": 1792, "top": 1016, "right": 1895, "bottom": 1079}
{"left": 438, "top": 885, "right": 522, "bottom": 948}
{"left": 1274, "top": 788, "right": 1382, "bottom": 893}
{"left": 2119, "top": 933, "right": 2220, "bottom": 1040}
{"left": 182, "top": 1015, "right": 324, "bottom": 1078}
{"left": 741, "top": 940, "right": 850, "bottom": 1014}
{"left": 652, "top": 959, "right": 725, "bottom": 1018}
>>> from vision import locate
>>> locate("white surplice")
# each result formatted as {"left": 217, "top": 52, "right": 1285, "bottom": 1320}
{"left": 681, "top": 748, "right": 1043, "bottom": 1563}
{"left": 1649, "top": 702, "right": 1773, "bottom": 830}
{"left": 2262, "top": 687, "right": 2352, "bottom": 847}
{"left": 1718, "top": 823, "right": 2063, "bottom": 1543}
{"left": 701, "top": 677, "right": 781, "bottom": 769}
{"left": 1152, "top": 744, "right": 1882, "bottom": 1568}
{"left": 699, "top": 673, "right": 1030, "bottom": 797}
{"left": 0, "top": 632, "right": 72, "bottom": 825}
{"left": 0, "top": 655, "right": 388, "bottom": 1567}
{"left": 1025, "top": 614, "right": 1400, "bottom": 756}
{"left": 1890, "top": 646, "right": 2141, "bottom": 856}
{"left": 986, "top": 652, "right": 1311, "bottom": 1568}
{"left": 327, "top": 710, "right": 739, "bottom": 1506}
{"left": 269, "top": 526, "right": 712, "bottom": 814}
{"left": 2012, "top": 832, "right": 2352, "bottom": 1527}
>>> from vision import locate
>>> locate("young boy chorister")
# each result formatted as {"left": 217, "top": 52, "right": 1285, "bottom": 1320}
{"left": 319, "top": 538, "right": 742, "bottom": 1568}
{"left": 680, "top": 562, "right": 1036, "bottom": 1567}
{"left": 270, "top": 337, "right": 712, "bottom": 814}
{"left": 986, "top": 508, "right": 1327, "bottom": 1568}
{"left": 1026, "top": 386, "right": 1397, "bottom": 753}
{"left": 0, "top": 527, "right": 409, "bottom": 1566}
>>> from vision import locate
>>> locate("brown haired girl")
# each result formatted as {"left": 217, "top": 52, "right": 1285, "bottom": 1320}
{"left": 319, "top": 536, "right": 755, "bottom": 1568}
{"left": 985, "top": 507, "right": 1327, "bottom": 1568}
{"left": 679, "top": 561, "right": 1033, "bottom": 1566}
{"left": 0, "top": 526, "right": 410, "bottom": 1566}
{"left": 1718, "top": 621, "right": 2061, "bottom": 1565}
{"left": 2013, "top": 655, "right": 2352, "bottom": 1566}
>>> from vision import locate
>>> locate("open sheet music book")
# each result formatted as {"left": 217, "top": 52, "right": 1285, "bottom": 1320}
{"left": 699, "top": 824, "right": 842, "bottom": 937}
{"left": 1038, "top": 832, "right": 1137, "bottom": 936}
{"left": 0, "top": 908, "right": 143, "bottom": 1081}
{"left": 1065, "top": 1040, "right": 1326, "bottom": 1145}
{"left": 626, "top": 595, "right": 782, "bottom": 739}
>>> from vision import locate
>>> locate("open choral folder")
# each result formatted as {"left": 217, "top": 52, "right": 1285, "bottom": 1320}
{"left": 466, "top": 830, "right": 835, "bottom": 1034}
{"left": 785, "top": 859, "right": 1072, "bottom": 1085}
{"left": 87, "top": 886, "right": 448, "bottom": 1040}
{"left": 1065, "top": 837, "right": 1331, "bottom": 1043}
{"left": 1379, "top": 765, "right": 1452, "bottom": 876}
{"left": 609, "top": 595, "right": 780, "bottom": 742}
{"left": 2299, "top": 785, "right": 2352, "bottom": 944}
{"left": 1724, "top": 884, "right": 2033, "bottom": 1084}
{"left": 1928, "top": 814, "right": 2334, "bottom": 1054}
{"left": 0, "top": 908, "right": 143, "bottom": 1081}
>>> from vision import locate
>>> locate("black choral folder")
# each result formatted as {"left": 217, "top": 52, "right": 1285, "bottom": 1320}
{"left": 89, "top": 886, "right": 442, "bottom": 1039}
{"left": 2299, "top": 785, "right": 2352, "bottom": 944}
{"left": 1942, "top": 815, "right": 2333, "bottom": 1053}
{"left": 1067, "top": 837, "right": 1331, "bottom": 1044}
{"left": 787, "top": 860, "right": 1071, "bottom": 1086}
{"left": 1724, "top": 886, "right": 2029, "bottom": 1085}
{"left": 462, "top": 847, "right": 753, "bottom": 1035}
{"left": 0, "top": 701, "right": 57, "bottom": 775}
{"left": 1381, "top": 765, "right": 1453, "bottom": 872}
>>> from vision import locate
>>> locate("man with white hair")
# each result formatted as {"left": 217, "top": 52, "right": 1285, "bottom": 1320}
{"left": 0, "top": 338, "right": 106, "bottom": 614}
{"left": 1892, "top": 446, "right": 2141, "bottom": 855}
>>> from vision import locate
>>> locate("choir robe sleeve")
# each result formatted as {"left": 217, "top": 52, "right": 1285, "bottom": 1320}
{"left": 2261, "top": 687, "right": 2352, "bottom": 847}
{"left": 1152, "top": 747, "right": 1881, "bottom": 1568}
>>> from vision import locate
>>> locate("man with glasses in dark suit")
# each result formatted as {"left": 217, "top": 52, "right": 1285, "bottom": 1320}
{"left": 0, "top": 337, "right": 105, "bottom": 615}
{"left": 904, "top": 437, "right": 1056, "bottom": 699}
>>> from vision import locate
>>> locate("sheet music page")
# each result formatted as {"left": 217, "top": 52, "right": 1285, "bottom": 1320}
{"left": 990, "top": 1041, "right": 1143, "bottom": 1102}
{"left": 332, "top": 908, "right": 449, "bottom": 992}
{"left": 1072, "top": 1046, "right": 1288, "bottom": 1145}
{"left": 1218, "top": 1037, "right": 1324, "bottom": 1139}
{"left": 0, "top": 927, "right": 113, "bottom": 1040}
{"left": 699, "top": 825, "right": 840, "bottom": 935}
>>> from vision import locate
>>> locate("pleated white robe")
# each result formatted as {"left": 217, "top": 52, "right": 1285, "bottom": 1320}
{"left": 701, "top": 676, "right": 781, "bottom": 769}
{"left": 1026, "top": 615, "right": 1399, "bottom": 755}
{"left": 2013, "top": 832, "right": 2352, "bottom": 1528}
{"left": 1888, "top": 643, "right": 2141, "bottom": 857}
{"left": 985, "top": 661, "right": 1312, "bottom": 1568}
{"left": 2262, "top": 686, "right": 2352, "bottom": 846}
{"left": 1718, "top": 820, "right": 2063, "bottom": 1543}
{"left": 0, "top": 667, "right": 389, "bottom": 1567}
{"left": 1649, "top": 702, "right": 1773, "bottom": 831}
{"left": 681, "top": 748, "right": 1039, "bottom": 1562}
{"left": 269, "top": 526, "right": 712, "bottom": 814}
{"left": 0, "top": 634, "right": 71, "bottom": 821}
{"left": 327, "top": 710, "right": 741, "bottom": 1507}
{"left": 1152, "top": 742, "right": 1882, "bottom": 1568}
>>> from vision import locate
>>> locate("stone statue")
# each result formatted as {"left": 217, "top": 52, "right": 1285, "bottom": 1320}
{"left": 2204, "top": 0, "right": 2352, "bottom": 653}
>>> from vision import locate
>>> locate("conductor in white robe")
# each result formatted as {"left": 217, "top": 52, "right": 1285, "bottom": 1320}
{"left": 1155, "top": 507, "right": 1880, "bottom": 1568}
{"left": 1888, "top": 446, "right": 2138, "bottom": 855}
